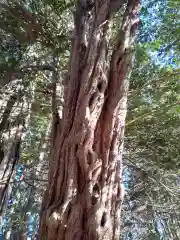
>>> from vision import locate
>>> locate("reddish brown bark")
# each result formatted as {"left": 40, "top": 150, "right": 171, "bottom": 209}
{"left": 39, "top": 0, "right": 140, "bottom": 239}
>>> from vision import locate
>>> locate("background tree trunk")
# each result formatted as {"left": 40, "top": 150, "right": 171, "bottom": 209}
{"left": 39, "top": 0, "right": 140, "bottom": 239}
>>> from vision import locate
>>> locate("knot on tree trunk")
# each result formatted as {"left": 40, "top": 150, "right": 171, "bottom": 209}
{"left": 86, "top": 204, "right": 113, "bottom": 239}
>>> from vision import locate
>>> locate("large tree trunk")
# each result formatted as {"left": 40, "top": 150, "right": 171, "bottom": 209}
{"left": 39, "top": 0, "right": 140, "bottom": 239}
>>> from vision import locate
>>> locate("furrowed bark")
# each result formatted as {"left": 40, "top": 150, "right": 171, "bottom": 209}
{"left": 39, "top": 0, "right": 140, "bottom": 239}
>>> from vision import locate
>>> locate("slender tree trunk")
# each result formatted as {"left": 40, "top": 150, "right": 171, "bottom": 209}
{"left": 0, "top": 93, "right": 17, "bottom": 133}
{"left": 39, "top": 0, "right": 140, "bottom": 239}
{"left": 0, "top": 86, "right": 35, "bottom": 227}
{"left": 9, "top": 231, "right": 27, "bottom": 240}
{"left": 0, "top": 135, "right": 21, "bottom": 225}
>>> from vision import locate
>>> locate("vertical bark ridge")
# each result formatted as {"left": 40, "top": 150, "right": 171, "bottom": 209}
{"left": 93, "top": 1, "right": 140, "bottom": 238}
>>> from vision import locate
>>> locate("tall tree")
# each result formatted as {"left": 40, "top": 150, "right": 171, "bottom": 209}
{"left": 39, "top": 0, "right": 141, "bottom": 239}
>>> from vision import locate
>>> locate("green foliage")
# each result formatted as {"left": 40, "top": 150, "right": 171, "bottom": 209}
{"left": 127, "top": 57, "right": 180, "bottom": 169}
{"left": 121, "top": 1, "right": 180, "bottom": 239}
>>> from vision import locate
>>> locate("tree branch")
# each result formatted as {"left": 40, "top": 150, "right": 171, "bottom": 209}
{"left": 2, "top": 65, "right": 55, "bottom": 87}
